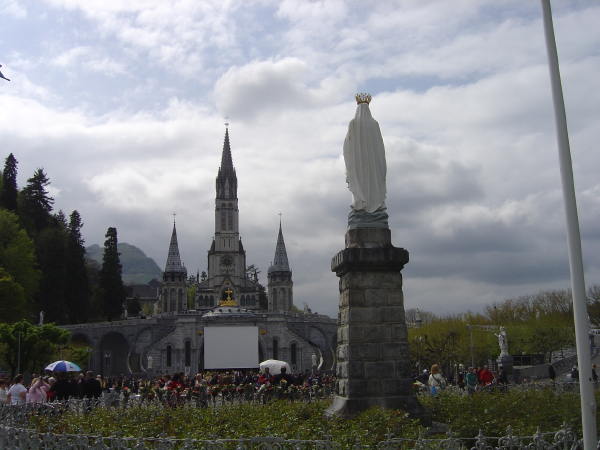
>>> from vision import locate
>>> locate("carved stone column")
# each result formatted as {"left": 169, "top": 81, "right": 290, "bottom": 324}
{"left": 327, "top": 228, "right": 425, "bottom": 418}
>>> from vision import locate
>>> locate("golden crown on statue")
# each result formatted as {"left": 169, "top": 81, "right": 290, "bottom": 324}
{"left": 355, "top": 93, "right": 372, "bottom": 104}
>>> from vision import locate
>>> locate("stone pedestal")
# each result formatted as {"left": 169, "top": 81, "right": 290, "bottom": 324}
{"left": 497, "top": 355, "right": 514, "bottom": 377}
{"left": 326, "top": 228, "right": 426, "bottom": 419}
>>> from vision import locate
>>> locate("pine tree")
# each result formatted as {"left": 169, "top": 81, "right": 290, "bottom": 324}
{"left": 99, "top": 227, "right": 126, "bottom": 321}
{"left": 35, "top": 224, "right": 68, "bottom": 324}
{"left": 19, "top": 168, "right": 54, "bottom": 235}
{"left": 65, "top": 210, "right": 90, "bottom": 323}
{"left": 0, "top": 153, "right": 18, "bottom": 212}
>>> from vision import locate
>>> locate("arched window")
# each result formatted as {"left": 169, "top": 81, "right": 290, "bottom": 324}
{"left": 228, "top": 210, "right": 233, "bottom": 230}
{"left": 290, "top": 343, "right": 297, "bottom": 365}
{"left": 185, "top": 341, "right": 191, "bottom": 367}
{"left": 221, "top": 210, "right": 226, "bottom": 230}
{"left": 250, "top": 295, "right": 256, "bottom": 306}
{"left": 163, "top": 290, "right": 168, "bottom": 312}
{"left": 210, "top": 296, "right": 214, "bottom": 306}
{"left": 272, "top": 338, "right": 279, "bottom": 360}
{"left": 166, "top": 345, "right": 172, "bottom": 367}
{"left": 272, "top": 289, "right": 278, "bottom": 311}
{"left": 169, "top": 289, "right": 175, "bottom": 311}
{"left": 280, "top": 289, "right": 287, "bottom": 310}
{"left": 178, "top": 290, "right": 183, "bottom": 311}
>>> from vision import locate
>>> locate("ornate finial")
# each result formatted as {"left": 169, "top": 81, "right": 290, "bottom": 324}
{"left": 278, "top": 212, "right": 282, "bottom": 226}
{"left": 172, "top": 212, "right": 176, "bottom": 224}
{"left": 355, "top": 93, "right": 371, "bottom": 104}
{"left": 224, "top": 116, "right": 229, "bottom": 128}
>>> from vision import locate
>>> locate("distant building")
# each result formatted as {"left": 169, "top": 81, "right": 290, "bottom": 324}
{"left": 65, "top": 128, "right": 336, "bottom": 375}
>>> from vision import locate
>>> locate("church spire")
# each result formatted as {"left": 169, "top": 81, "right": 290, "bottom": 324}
{"left": 216, "top": 126, "right": 237, "bottom": 199}
{"left": 165, "top": 221, "right": 186, "bottom": 273}
{"left": 269, "top": 219, "right": 290, "bottom": 272}
{"left": 221, "top": 127, "right": 233, "bottom": 170}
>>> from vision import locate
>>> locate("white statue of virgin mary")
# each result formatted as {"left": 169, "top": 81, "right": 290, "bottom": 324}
{"left": 343, "top": 93, "right": 388, "bottom": 228}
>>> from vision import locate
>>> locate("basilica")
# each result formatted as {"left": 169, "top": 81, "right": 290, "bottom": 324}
{"left": 65, "top": 128, "right": 336, "bottom": 376}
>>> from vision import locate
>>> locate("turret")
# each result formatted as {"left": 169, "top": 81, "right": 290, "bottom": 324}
{"left": 160, "top": 221, "right": 188, "bottom": 313}
{"left": 268, "top": 220, "right": 293, "bottom": 312}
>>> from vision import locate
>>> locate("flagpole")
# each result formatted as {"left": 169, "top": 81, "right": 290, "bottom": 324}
{"left": 540, "top": 1, "right": 597, "bottom": 447}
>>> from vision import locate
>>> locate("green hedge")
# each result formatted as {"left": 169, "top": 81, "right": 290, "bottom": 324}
{"left": 30, "top": 389, "right": 593, "bottom": 445}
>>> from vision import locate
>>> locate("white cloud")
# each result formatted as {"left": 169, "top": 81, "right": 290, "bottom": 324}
{"left": 0, "top": 0, "right": 27, "bottom": 18}
{"left": 2, "top": 1, "right": 600, "bottom": 318}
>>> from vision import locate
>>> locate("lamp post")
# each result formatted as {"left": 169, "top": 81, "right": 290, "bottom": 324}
{"left": 17, "top": 330, "right": 21, "bottom": 375}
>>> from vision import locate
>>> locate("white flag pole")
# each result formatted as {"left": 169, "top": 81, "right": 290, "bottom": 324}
{"left": 540, "top": 1, "right": 597, "bottom": 447}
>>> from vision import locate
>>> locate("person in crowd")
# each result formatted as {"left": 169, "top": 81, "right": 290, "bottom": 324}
{"left": 82, "top": 371, "right": 103, "bottom": 398}
{"left": 51, "top": 373, "right": 75, "bottom": 400}
{"left": 465, "top": 367, "right": 477, "bottom": 395}
{"left": 478, "top": 365, "right": 495, "bottom": 386}
{"left": 27, "top": 376, "right": 49, "bottom": 403}
{"left": 570, "top": 366, "right": 579, "bottom": 381}
{"left": 428, "top": 364, "right": 446, "bottom": 395}
{"left": 456, "top": 364, "right": 466, "bottom": 390}
{"left": 257, "top": 367, "right": 273, "bottom": 386}
{"left": 548, "top": 365, "right": 556, "bottom": 382}
{"left": 45, "top": 377, "right": 56, "bottom": 402}
{"left": 593, "top": 364, "right": 598, "bottom": 383}
{"left": 7, "top": 374, "right": 27, "bottom": 405}
{"left": 0, "top": 379, "right": 9, "bottom": 404}
{"left": 497, "top": 367, "right": 508, "bottom": 385}
{"left": 273, "top": 367, "right": 293, "bottom": 386}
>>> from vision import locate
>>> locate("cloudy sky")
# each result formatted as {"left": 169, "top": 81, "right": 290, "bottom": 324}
{"left": 1, "top": 0, "right": 599, "bottom": 317}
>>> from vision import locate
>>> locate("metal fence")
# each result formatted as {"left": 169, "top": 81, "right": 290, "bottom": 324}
{"left": 0, "top": 400, "right": 594, "bottom": 449}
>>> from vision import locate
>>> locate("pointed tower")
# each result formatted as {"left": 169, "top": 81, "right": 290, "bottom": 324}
{"left": 204, "top": 126, "right": 248, "bottom": 304}
{"left": 160, "top": 220, "right": 188, "bottom": 313}
{"left": 268, "top": 219, "right": 293, "bottom": 312}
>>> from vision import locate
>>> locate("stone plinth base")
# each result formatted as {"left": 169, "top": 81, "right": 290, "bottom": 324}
{"left": 327, "top": 227, "right": 427, "bottom": 422}
{"left": 498, "top": 355, "right": 514, "bottom": 375}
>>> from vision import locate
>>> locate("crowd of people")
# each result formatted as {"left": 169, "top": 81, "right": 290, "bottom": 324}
{"left": 415, "top": 363, "right": 509, "bottom": 395}
{"left": 0, "top": 368, "right": 335, "bottom": 406}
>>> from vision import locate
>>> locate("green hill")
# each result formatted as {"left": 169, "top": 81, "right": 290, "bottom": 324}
{"left": 85, "top": 242, "right": 162, "bottom": 285}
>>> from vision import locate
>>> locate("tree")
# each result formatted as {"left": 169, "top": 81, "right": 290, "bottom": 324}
{"left": 0, "top": 320, "right": 70, "bottom": 377}
{"left": 99, "top": 227, "right": 126, "bottom": 321}
{"left": 65, "top": 210, "right": 90, "bottom": 323}
{"left": 0, "top": 268, "right": 27, "bottom": 322}
{"left": 18, "top": 168, "right": 54, "bottom": 235}
{"left": 588, "top": 285, "right": 600, "bottom": 326}
{"left": 35, "top": 225, "right": 69, "bottom": 324}
{"left": 0, "top": 153, "right": 18, "bottom": 211}
{"left": 0, "top": 209, "right": 40, "bottom": 319}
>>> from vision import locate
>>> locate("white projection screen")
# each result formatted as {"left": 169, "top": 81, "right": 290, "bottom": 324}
{"left": 204, "top": 326, "right": 259, "bottom": 369}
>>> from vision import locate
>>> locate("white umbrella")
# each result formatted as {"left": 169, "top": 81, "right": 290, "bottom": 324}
{"left": 259, "top": 359, "right": 290, "bottom": 375}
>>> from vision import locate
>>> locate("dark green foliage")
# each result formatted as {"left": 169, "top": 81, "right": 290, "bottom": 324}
{"left": 99, "top": 227, "right": 126, "bottom": 321}
{"left": 18, "top": 168, "right": 54, "bottom": 235}
{"left": 258, "top": 284, "right": 268, "bottom": 310}
{"left": 0, "top": 320, "right": 70, "bottom": 377}
{"left": 28, "top": 391, "right": 596, "bottom": 444}
{"left": 420, "top": 389, "right": 596, "bottom": 438}
{"left": 30, "top": 400, "right": 422, "bottom": 446}
{"left": 0, "top": 209, "right": 40, "bottom": 320}
{"left": 35, "top": 225, "right": 69, "bottom": 324}
{"left": 65, "top": 210, "right": 90, "bottom": 323}
{"left": 0, "top": 153, "right": 18, "bottom": 211}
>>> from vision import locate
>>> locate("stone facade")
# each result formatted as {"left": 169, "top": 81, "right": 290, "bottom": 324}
{"left": 66, "top": 127, "right": 336, "bottom": 376}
